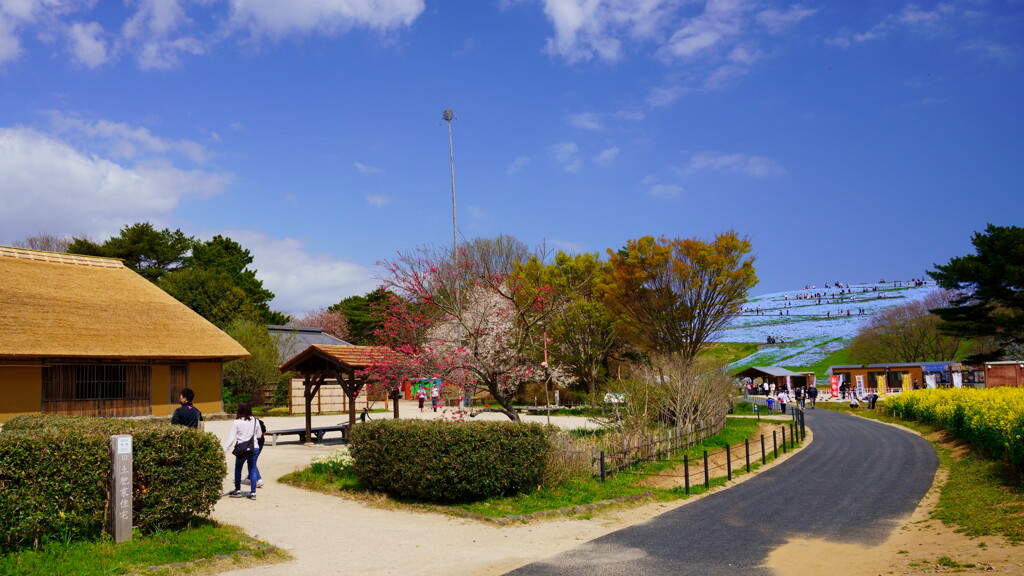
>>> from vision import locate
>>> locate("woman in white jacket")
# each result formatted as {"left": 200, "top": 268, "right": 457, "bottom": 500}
{"left": 223, "top": 401, "right": 262, "bottom": 500}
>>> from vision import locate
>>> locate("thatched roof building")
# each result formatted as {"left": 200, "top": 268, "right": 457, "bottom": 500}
{"left": 0, "top": 246, "right": 249, "bottom": 422}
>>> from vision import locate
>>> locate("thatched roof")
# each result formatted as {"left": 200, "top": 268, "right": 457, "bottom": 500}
{"left": 0, "top": 246, "right": 249, "bottom": 361}
{"left": 279, "top": 345, "right": 392, "bottom": 373}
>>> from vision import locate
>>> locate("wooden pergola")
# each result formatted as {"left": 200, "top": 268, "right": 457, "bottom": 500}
{"left": 278, "top": 345, "right": 394, "bottom": 444}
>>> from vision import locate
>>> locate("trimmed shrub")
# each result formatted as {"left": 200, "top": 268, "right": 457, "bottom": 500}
{"left": 0, "top": 415, "right": 226, "bottom": 551}
{"left": 350, "top": 419, "right": 551, "bottom": 503}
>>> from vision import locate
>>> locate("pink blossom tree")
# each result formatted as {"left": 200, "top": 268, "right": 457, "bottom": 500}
{"left": 368, "top": 239, "right": 570, "bottom": 421}
{"left": 294, "top": 307, "right": 351, "bottom": 341}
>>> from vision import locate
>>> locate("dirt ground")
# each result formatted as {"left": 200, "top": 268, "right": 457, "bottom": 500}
{"left": 765, "top": 430, "right": 1024, "bottom": 576}
{"left": 207, "top": 410, "right": 1024, "bottom": 575}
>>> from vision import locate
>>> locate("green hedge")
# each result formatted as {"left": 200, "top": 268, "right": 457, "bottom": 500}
{"left": 349, "top": 420, "right": 551, "bottom": 503}
{"left": 0, "top": 415, "right": 226, "bottom": 551}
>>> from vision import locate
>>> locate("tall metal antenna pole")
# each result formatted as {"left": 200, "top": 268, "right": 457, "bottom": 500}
{"left": 443, "top": 109, "right": 457, "bottom": 261}
{"left": 443, "top": 108, "right": 468, "bottom": 408}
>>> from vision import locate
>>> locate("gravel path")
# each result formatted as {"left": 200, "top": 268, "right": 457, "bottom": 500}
{"left": 207, "top": 402, "right": 693, "bottom": 576}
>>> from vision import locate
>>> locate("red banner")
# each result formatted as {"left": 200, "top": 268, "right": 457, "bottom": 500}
{"left": 830, "top": 375, "right": 840, "bottom": 397}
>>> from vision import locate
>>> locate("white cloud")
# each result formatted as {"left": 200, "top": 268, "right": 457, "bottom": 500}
{"left": 960, "top": 40, "right": 1018, "bottom": 65}
{"left": 567, "top": 111, "right": 603, "bottom": 131}
{"left": 506, "top": 155, "right": 530, "bottom": 175}
{"left": 755, "top": 5, "right": 817, "bottom": 34}
{"left": 353, "top": 161, "right": 382, "bottom": 174}
{"left": 0, "top": 0, "right": 426, "bottom": 69}
{"left": 118, "top": 0, "right": 206, "bottom": 69}
{"left": 827, "top": 3, "right": 958, "bottom": 49}
{"left": 648, "top": 84, "right": 688, "bottom": 107}
{"left": 593, "top": 146, "right": 619, "bottom": 166}
{"left": 229, "top": 0, "right": 425, "bottom": 39}
{"left": 682, "top": 151, "right": 786, "bottom": 178}
{"left": 613, "top": 108, "right": 646, "bottom": 121}
{"left": 660, "top": 0, "right": 747, "bottom": 60}
{"left": 0, "top": 127, "right": 231, "bottom": 243}
{"left": 535, "top": 0, "right": 815, "bottom": 105}
{"left": 365, "top": 193, "right": 389, "bottom": 206}
{"left": 0, "top": 14, "right": 23, "bottom": 64}
{"left": 647, "top": 183, "right": 682, "bottom": 198}
{"left": 67, "top": 21, "right": 108, "bottom": 68}
{"left": 226, "top": 232, "right": 377, "bottom": 315}
{"left": 453, "top": 36, "right": 477, "bottom": 57}
{"left": 540, "top": 0, "right": 669, "bottom": 63}
{"left": 549, "top": 238, "right": 585, "bottom": 253}
{"left": 548, "top": 141, "right": 581, "bottom": 172}
{"left": 46, "top": 111, "right": 211, "bottom": 163}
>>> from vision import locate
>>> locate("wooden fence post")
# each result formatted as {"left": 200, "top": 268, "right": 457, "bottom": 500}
{"left": 684, "top": 454, "right": 690, "bottom": 495}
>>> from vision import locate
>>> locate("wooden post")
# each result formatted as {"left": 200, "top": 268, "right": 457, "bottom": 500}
{"left": 745, "top": 438, "right": 751, "bottom": 473}
{"left": 109, "top": 435, "right": 132, "bottom": 543}
{"left": 684, "top": 454, "right": 690, "bottom": 494}
{"left": 703, "top": 450, "right": 710, "bottom": 489}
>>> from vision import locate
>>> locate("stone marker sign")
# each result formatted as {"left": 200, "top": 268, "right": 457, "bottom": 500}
{"left": 109, "top": 434, "right": 132, "bottom": 543}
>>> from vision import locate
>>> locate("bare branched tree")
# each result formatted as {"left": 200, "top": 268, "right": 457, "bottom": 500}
{"left": 847, "top": 290, "right": 962, "bottom": 363}
{"left": 12, "top": 233, "right": 72, "bottom": 253}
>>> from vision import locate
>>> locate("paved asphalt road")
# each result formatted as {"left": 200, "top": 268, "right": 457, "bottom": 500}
{"left": 506, "top": 409, "right": 938, "bottom": 576}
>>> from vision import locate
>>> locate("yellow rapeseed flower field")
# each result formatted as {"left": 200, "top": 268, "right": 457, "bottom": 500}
{"left": 886, "top": 388, "right": 1024, "bottom": 474}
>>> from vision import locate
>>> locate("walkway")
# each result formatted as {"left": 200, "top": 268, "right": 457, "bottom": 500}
{"left": 504, "top": 409, "right": 938, "bottom": 575}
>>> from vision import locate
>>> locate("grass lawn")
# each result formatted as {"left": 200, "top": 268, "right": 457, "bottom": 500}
{"left": 0, "top": 521, "right": 289, "bottom": 576}
{"left": 818, "top": 402, "right": 1024, "bottom": 542}
{"left": 785, "top": 345, "right": 852, "bottom": 378}
{"left": 703, "top": 342, "right": 762, "bottom": 366}
{"left": 281, "top": 416, "right": 803, "bottom": 519}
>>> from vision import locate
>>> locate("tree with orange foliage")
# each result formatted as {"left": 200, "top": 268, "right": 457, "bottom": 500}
{"left": 601, "top": 231, "right": 757, "bottom": 363}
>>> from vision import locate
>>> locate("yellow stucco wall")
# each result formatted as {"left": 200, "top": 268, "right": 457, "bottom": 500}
{"left": 189, "top": 361, "right": 224, "bottom": 416}
{"left": 151, "top": 364, "right": 171, "bottom": 417}
{"left": 0, "top": 365, "right": 42, "bottom": 423}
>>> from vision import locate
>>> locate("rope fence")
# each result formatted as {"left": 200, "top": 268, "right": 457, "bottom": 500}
{"left": 551, "top": 409, "right": 807, "bottom": 493}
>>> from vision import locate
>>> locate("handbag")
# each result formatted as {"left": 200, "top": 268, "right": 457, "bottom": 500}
{"left": 232, "top": 420, "right": 258, "bottom": 457}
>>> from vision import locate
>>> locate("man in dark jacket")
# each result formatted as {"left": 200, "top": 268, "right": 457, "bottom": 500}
{"left": 171, "top": 388, "right": 203, "bottom": 428}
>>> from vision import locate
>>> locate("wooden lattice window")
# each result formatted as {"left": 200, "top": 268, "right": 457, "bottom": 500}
{"left": 42, "top": 363, "right": 152, "bottom": 417}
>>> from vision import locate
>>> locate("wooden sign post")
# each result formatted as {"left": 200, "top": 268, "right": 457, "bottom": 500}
{"left": 109, "top": 435, "right": 133, "bottom": 543}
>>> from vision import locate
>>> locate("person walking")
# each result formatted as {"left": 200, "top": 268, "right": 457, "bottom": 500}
{"left": 170, "top": 387, "right": 203, "bottom": 428}
{"left": 417, "top": 386, "right": 427, "bottom": 412}
{"left": 224, "top": 402, "right": 262, "bottom": 500}
{"left": 794, "top": 386, "right": 804, "bottom": 409}
{"left": 242, "top": 416, "right": 266, "bottom": 489}
{"left": 777, "top": 390, "right": 789, "bottom": 414}
{"left": 431, "top": 385, "right": 441, "bottom": 412}
{"left": 807, "top": 385, "right": 818, "bottom": 409}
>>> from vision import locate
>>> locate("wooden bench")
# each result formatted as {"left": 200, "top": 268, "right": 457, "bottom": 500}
{"left": 266, "top": 424, "right": 350, "bottom": 446}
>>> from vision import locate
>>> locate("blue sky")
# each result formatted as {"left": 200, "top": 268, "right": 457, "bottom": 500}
{"left": 1, "top": 1, "right": 1021, "bottom": 316}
